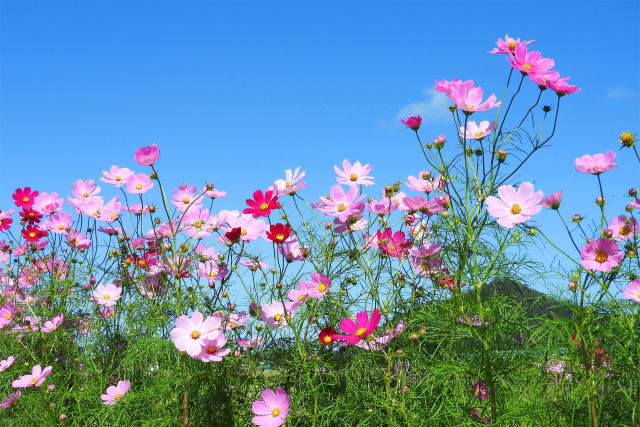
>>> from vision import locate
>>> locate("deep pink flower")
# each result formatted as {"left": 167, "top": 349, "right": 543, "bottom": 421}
{"left": 377, "top": 228, "right": 410, "bottom": 258}
{"left": 92, "top": 283, "right": 122, "bottom": 307}
{"left": 243, "top": 190, "right": 280, "bottom": 218}
{"left": 485, "top": 182, "right": 543, "bottom": 228}
{"left": 170, "top": 311, "right": 221, "bottom": 357}
{"left": 334, "top": 309, "right": 381, "bottom": 345}
{"left": 473, "top": 381, "right": 489, "bottom": 401}
{"left": 575, "top": 151, "right": 617, "bottom": 175}
{"left": 448, "top": 84, "right": 501, "bottom": 114}
{"left": 580, "top": 238, "right": 623, "bottom": 272}
{"left": 67, "top": 230, "right": 91, "bottom": 251}
{"left": 195, "top": 333, "right": 231, "bottom": 362}
{"left": 547, "top": 77, "right": 580, "bottom": 96}
{"left": 100, "top": 380, "right": 130, "bottom": 405}
{"left": 490, "top": 34, "right": 535, "bottom": 54}
{"left": 0, "top": 209, "right": 14, "bottom": 231}
{"left": 528, "top": 70, "right": 560, "bottom": 89}
{"left": 623, "top": 278, "right": 640, "bottom": 303}
{"left": 12, "top": 365, "right": 52, "bottom": 388}
{"left": 12, "top": 187, "right": 38, "bottom": 210}
{"left": 334, "top": 159, "right": 374, "bottom": 186}
{"left": 507, "top": 44, "right": 555, "bottom": 75}
{"left": 459, "top": 121, "right": 496, "bottom": 140}
{"left": 541, "top": 191, "right": 563, "bottom": 209}
{"left": 252, "top": 388, "right": 289, "bottom": 427}
{"left": 134, "top": 143, "right": 160, "bottom": 166}
{"left": 401, "top": 115, "right": 422, "bottom": 131}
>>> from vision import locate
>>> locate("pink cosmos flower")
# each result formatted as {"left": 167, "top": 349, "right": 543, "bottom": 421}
{"left": 547, "top": 77, "right": 580, "bottom": 96}
{"left": 260, "top": 301, "right": 295, "bottom": 329}
{"left": 405, "top": 172, "right": 445, "bottom": 194}
{"left": 126, "top": 173, "right": 155, "bottom": 194}
{"left": 287, "top": 287, "right": 309, "bottom": 307}
{"left": 314, "top": 185, "right": 365, "bottom": 222}
{"left": 301, "top": 272, "right": 331, "bottom": 298}
{"left": 574, "top": 151, "right": 617, "bottom": 175}
{"left": 12, "top": 365, "right": 52, "bottom": 388}
{"left": 402, "top": 196, "right": 443, "bottom": 216}
{"left": 580, "top": 238, "right": 623, "bottom": 272}
{"left": 134, "top": 143, "right": 160, "bottom": 166}
{"left": 507, "top": 44, "right": 555, "bottom": 75}
{"left": 623, "top": 278, "right": 640, "bottom": 303}
{"left": 72, "top": 179, "right": 101, "bottom": 200}
{"left": 92, "top": 283, "right": 122, "bottom": 307}
{"left": 171, "top": 184, "right": 202, "bottom": 212}
{"left": 182, "top": 208, "right": 216, "bottom": 239}
{"left": 41, "top": 314, "right": 64, "bottom": 333}
{"left": 334, "top": 309, "right": 381, "bottom": 345}
{"left": 459, "top": 121, "right": 496, "bottom": 140}
{"left": 252, "top": 388, "right": 289, "bottom": 427}
{"left": 42, "top": 212, "right": 74, "bottom": 234}
{"left": 448, "top": 83, "right": 501, "bottom": 114}
{"left": 434, "top": 78, "right": 474, "bottom": 96}
{"left": 541, "top": 191, "right": 563, "bottom": 209}
{"left": 485, "top": 182, "right": 543, "bottom": 228}
{"left": 170, "top": 311, "right": 221, "bottom": 357}
{"left": 237, "top": 336, "right": 264, "bottom": 349}
{"left": 201, "top": 184, "right": 227, "bottom": 199}
{"left": 528, "top": 70, "right": 560, "bottom": 89}
{"left": 608, "top": 215, "right": 638, "bottom": 241}
{"left": 401, "top": 115, "right": 422, "bottom": 131}
{"left": 377, "top": 228, "right": 411, "bottom": 258}
{"left": 100, "top": 380, "right": 130, "bottom": 405}
{"left": 366, "top": 198, "right": 397, "bottom": 216}
{"left": 195, "top": 333, "right": 231, "bottom": 362}
{"left": 221, "top": 213, "right": 268, "bottom": 243}
{"left": 32, "top": 192, "right": 64, "bottom": 215}
{"left": 0, "top": 356, "right": 15, "bottom": 372}
{"left": 66, "top": 230, "right": 91, "bottom": 251}
{"left": 239, "top": 258, "right": 268, "bottom": 271}
{"left": 223, "top": 312, "right": 249, "bottom": 330}
{"left": 355, "top": 321, "right": 405, "bottom": 350}
{"left": 410, "top": 243, "right": 443, "bottom": 276}
{"left": 271, "top": 167, "right": 307, "bottom": 196}
{"left": 490, "top": 34, "right": 535, "bottom": 54}
{"left": 335, "top": 159, "right": 374, "bottom": 186}
{"left": 0, "top": 391, "right": 21, "bottom": 409}
{"left": 0, "top": 303, "right": 17, "bottom": 328}
{"left": 101, "top": 165, "right": 135, "bottom": 187}
{"left": 196, "top": 260, "right": 229, "bottom": 284}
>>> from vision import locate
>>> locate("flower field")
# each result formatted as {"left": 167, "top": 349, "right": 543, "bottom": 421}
{"left": 0, "top": 34, "right": 638, "bottom": 427}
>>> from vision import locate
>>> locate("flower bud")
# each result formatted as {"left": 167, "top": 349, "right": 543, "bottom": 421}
{"left": 410, "top": 334, "right": 418, "bottom": 341}
{"left": 626, "top": 205, "right": 634, "bottom": 212}
{"left": 221, "top": 290, "right": 229, "bottom": 297}
{"left": 448, "top": 105, "right": 457, "bottom": 112}
{"left": 234, "top": 350, "right": 241, "bottom": 357}
{"left": 496, "top": 150, "right": 508, "bottom": 163}
{"left": 542, "top": 105, "right": 552, "bottom": 113}
{"left": 620, "top": 131, "right": 635, "bottom": 147}
{"left": 48, "top": 384, "right": 55, "bottom": 391}
{"left": 433, "top": 135, "right": 445, "bottom": 149}
{"left": 603, "top": 228, "right": 614, "bottom": 238}
{"left": 629, "top": 188, "right": 638, "bottom": 197}
{"left": 568, "top": 281, "right": 577, "bottom": 291}
{"left": 528, "top": 228, "right": 536, "bottom": 236}
{"left": 59, "top": 414, "right": 67, "bottom": 421}
{"left": 395, "top": 349, "right": 404, "bottom": 355}
{"left": 255, "top": 323, "right": 263, "bottom": 331}
{"left": 440, "top": 210, "right": 450, "bottom": 218}
{"left": 596, "top": 196, "right": 605, "bottom": 206}
{"left": 572, "top": 214, "right": 582, "bottom": 223}
{"left": 275, "top": 283, "right": 283, "bottom": 289}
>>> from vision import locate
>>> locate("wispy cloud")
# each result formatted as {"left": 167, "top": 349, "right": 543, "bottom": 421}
{"left": 607, "top": 87, "right": 634, "bottom": 99}
{"left": 379, "top": 86, "right": 451, "bottom": 129}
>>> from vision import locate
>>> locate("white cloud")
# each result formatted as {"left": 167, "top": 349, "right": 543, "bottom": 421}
{"left": 607, "top": 87, "right": 634, "bottom": 99}
{"left": 394, "top": 86, "right": 451, "bottom": 124}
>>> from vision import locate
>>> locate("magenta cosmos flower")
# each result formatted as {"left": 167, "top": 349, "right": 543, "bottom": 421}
{"left": 485, "top": 182, "right": 543, "bottom": 228}
{"left": 448, "top": 84, "right": 501, "bottom": 114}
{"left": 507, "top": 44, "right": 555, "bottom": 75}
{"left": 334, "top": 309, "right": 381, "bottom": 345}
{"left": 608, "top": 215, "right": 638, "bottom": 241}
{"left": 252, "top": 388, "right": 289, "bottom": 427}
{"left": 300, "top": 272, "right": 332, "bottom": 298}
{"left": 541, "top": 191, "right": 563, "bottom": 209}
{"left": 459, "top": 121, "right": 496, "bottom": 140}
{"left": 134, "top": 143, "right": 160, "bottom": 166}
{"left": 547, "top": 77, "right": 580, "bottom": 97}
{"left": 401, "top": 115, "right": 422, "bottom": 131}
{"left": 170, "top": 311, "right": 221, "bottom": 357}
{"left": 101, "top": 380, "right": 131, "bottom": 405}
{"left": 12, "top": 365, "right": 52, "bottom": 388}
{"left": 580, "top": 238, "right": 623, "bottom": 272}
{"left": 490, "top": 34, "right": 535, "bottom": 54}
{"left": 623, "top": 278, "right": 640, "bottom": 303}
{"left": 0, "top": 303, "right": 17, "bottom": 328}
{"left": 574, "top": 151, "right": 617, "bottom": 175}
{"left": 92, "top": 283, "right": 122, "bottom": 307}
{"left": 243, "top": 190, "right": 280, "bottom": 218}
{"left": 334, "top": 159, "right": 375, "bottom": 187}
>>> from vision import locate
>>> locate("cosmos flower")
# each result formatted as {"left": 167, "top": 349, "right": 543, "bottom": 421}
{"left": 252, "top": 388, "right": 289, "bottom": 427}
{"left": 100, "top": 380, "right": 131, "bottom": 405}
{"left": 574, "top": 151, "right": 617, "bottom": 175}
{"left": 485, "top": 182, "right": 543, "bottom": 228}
{"left": 580, "top": 238, "right": 623, "bottom": 272}
{"left": 333, "top": 309, "right": 381, "bottom": 345}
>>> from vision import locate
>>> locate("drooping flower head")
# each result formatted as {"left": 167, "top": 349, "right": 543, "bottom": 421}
{"left": 485, "top": 182, "right": 543, "bottom": 228}
{"left": 252, "top": 388, "right": 289, "bottom": 427}
{"left": 574, "top": 151, "right": 617, "bottom": 175}
{"left": 547, "top": 77, "right": 580, "bottom": 97}
{"left": 0, "top": 391, "right": 21, "bottom": 409}
{"left": 244, "top": 190, "right": 280, "bottom": 218}
{"left": 100, "top": 380, "right": 131, "bottom": 405}
{"left": 0, "top": 356, "right": 15, "bottom": 372}
{"left": 271, "top": 167, "right": 307, "bottom": 196}
{"left": 334, "top": 309, "right": 381, "bottom": 345}
{"left": 580, "top": 238, "right": 623, "bottom": 272}
{"left": 134, "top": 143, "right": 160, "bottom": 166}
{"left": 401, "top": 115, "right": 422, "bottom": 131}
{"left": 11, "top": 365, "right": 52, "bottom": 388}
{"left": 541, "top": 191, "right": 563, "bottom": 209}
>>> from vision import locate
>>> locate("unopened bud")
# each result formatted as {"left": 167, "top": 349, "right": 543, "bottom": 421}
{"left": 620, "top": 131, "right": 635, "bottom": 147}
{"left": 448, "top": 105, "right": 457, "bottom": 112}
{"left": 440, "top": 210, "right": 450, "bottom": 218}
{"left": 542, "top": 105, "right": 552, "bottom": 113}
{"left": 275, "top": 283, "right": 283, "bottom": 289}
{"left": 496, "top": 150, "right": 508, "bottom": 163}
{"left": 596, "top": 196, "right": 605, "bottom": 206}
{"left": 221, "top": 290, "right": 229, "bottom": 297}
{"left": 626, "top": 205, "right": 634, "bottom": 212}
{"left": 433, "top": 135, "right": 445, "bottom": 149}
{"left": 568, "top": 281, "right": 577, "bottom": 291}
{"left": 410, "top": 334, "right": 419, "bottom": 341}
{"left": 603, "top": 228, "right": 614, "bottom": 238}
{"left": 629, "top": 188, "right": 638, "bottom": 197}
{"left": 572, "top": 214, "right": 582, "bottom": 223}
{"left": 395, "top": 349, "right": 404, "bottom": 355}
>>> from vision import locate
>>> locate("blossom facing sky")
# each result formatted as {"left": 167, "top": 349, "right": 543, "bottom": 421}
{"left": 334, "top": 159, "right": 374, "bottom": 186}
{"left": 92, "top": 283, "right": 122, "bottom": 307}
{"left": 485, "top": 182, "right": 543, "bottom": 228}
{"left": 252, "top": 388, "right": 289, "bottom": 427}
{"left": 580, "top": 238, "right": 623, "bottom": 272}
{"left": 134, "top": 143, "right": 160, "bottom": 166}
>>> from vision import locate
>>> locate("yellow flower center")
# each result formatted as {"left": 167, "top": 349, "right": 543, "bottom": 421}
{"left": 595, "top": 251, "right": 608, "bottom": 263}
{"left": 507, "top": 41, "right": 517, "bottom": 50}
{"left": 103, "top": 294, "right": 110, "bottom": 300}
{"left": 317, "top": 284, "right": 326, "bottom": 292}
{"left": 337, "top": 204, "right": 347, "bottom": 212}
{"left": 619, "top": 226, "right": 630, "bottom": 235}
{"left": 523, "top": 63, "right": 532, "bottom": 71}
{"left": 276, "top": 233, "right": 284, "bottom": 241}
{"left": 111, "top": 212, "right": 118, "bottom": 219}
{"left": 285, "top": 181, "right": 291, "bottom": 188}
{"left": 240, "top": 229, "right": 247, "bottom": 236}
{"left": 191, "top": 331, "right": 200, "bottom": 339}
{"left": 466, "top": 105, "right": 475, "bottom": 111}
{"left": 31, "top": 378, "right": 38, "bottom": 384}
{"left": 58, "top": 224, "right": 65, "bottom": 230}
{"left": 349, "top": 173, "right": 358, "bottom": 182}
{"left": 136, "top": 184, "right": 143, "bottom": 190}
{"left": 510, "top": 204, "right": 522, "bottom": 214}
{"left": 274, "top": 314, "right": 283, "bottom": 322}
{"left": 29, "top": 232, "right": 36, "bottom": 238}
{"left": 474, "top": 131, "right": 484, "bottom": 138}
{"left": 272, "top": 408, "right": 280, "bottom": 417}
{"left": 209, "top": 272, "right": 217, "bottom": 278}
{"left": 388, "top": 244, "right": 396, "bottom": 251}
{"left": 207, "top": 346, "right": 217, "bottom": 354}
{"left": 5, "top": 314, "right": 11, "bottom": 320}
{"left": 182, "top": 197, "right": 190, "bottom": 204}
{"left": 83, "top": 192, "right": 89, "bottom": 198}
{"left": 115, "top": 176, "right": 121, "bottom": 181}
{"left": 259, "top": 203, "right": 269, "bottom": 211}
{"left": 115, "top": 393, "right": 122, "bottom": 399}
{"left": 323, "top": 335, "right": 332, "bottom": 343}
{"left": 298, "top": 294, "right": 305, "bottom": 301}
{"left": 22, "top": 197, "right": 30, "bottom": 203}
{"left": 355, "top": 327, "right": 367, "bottom": 337}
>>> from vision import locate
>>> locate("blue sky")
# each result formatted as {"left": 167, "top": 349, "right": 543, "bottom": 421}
{"left": 1, "top": 0, "right": 638, "bottom": 292}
